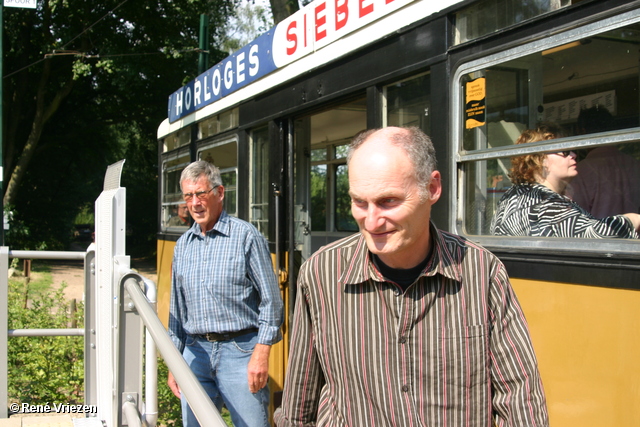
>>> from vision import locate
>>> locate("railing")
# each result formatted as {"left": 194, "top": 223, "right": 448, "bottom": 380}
{"left": 0, "top": 248, "right": 89, "bottom": 419}
{"left": 0, "top": 248, "right": 226, "bottom": 426}
{"left": 122, "top": 274, "right": 227, "bottom": 426}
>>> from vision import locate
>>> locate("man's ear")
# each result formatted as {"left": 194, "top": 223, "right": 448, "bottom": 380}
{"left": 428, "top": 171, "right": 442, "bottom": 204}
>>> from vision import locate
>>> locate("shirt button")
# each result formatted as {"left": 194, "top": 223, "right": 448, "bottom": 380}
{"left": 399, "top": 336, "right": 406, "bottom": 344}
{"left": 402, "top": 385, "right": 409, "bottom": 392}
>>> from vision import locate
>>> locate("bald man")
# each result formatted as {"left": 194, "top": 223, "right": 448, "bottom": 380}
{"left": 274, "top": 127, "right": 548, "bottom": 427}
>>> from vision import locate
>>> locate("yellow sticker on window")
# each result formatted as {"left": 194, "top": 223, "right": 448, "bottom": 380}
{"left": 465, "top": 77, "right": 486, "bottom": 129}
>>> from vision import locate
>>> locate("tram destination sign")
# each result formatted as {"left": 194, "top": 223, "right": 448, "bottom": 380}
{"left": 167, "top": 0, "right": 420, "bottom": 123}
{"left": 4, "top": 0, "right": 37, "bottom": 8}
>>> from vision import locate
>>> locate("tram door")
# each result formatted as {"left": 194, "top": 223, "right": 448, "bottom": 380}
{"left": 291, "top": 99, "right": 367, "bottom": 262}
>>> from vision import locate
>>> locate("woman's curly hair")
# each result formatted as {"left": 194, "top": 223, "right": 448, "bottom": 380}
{"left": 509, "top": 124, "right": 564, "bottom": 184}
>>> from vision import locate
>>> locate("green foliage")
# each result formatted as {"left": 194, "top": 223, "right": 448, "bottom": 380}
{"left": 7, "top": 273, "right": 84, "bottom": 406}
{"left": 3, "top": 0, "right": 237, "bottom": 255}
{"left": 4, "top": 206, "right": 51, "bottom": 251}
{"left": 73, "top": 205, "right": 94, "bottom": 226}
{"left": 221, "top": 0, "right": 274, "bottom": 54}
{"left": 157, "top": 358, "right": 183, "bottom": 426}
{"left": 6, "top": 262, "right": 234, "bottom": 425}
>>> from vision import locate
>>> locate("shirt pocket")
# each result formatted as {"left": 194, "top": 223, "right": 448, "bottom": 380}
{"left": 440, "top": 324, "right": 489, "bottom": 398}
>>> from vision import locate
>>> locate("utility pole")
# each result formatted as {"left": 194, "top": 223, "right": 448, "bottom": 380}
{"left": 0, "top": 3, "right": 4, "bottom": 246}
{"left": 198, "top": 14, "right": 209, "bottom": 74}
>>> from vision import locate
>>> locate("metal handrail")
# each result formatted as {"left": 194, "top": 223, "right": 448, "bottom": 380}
{"left": 122, "top": 276, "right": 227, "bottom": 427}
{"left": 6, "top": 249, "right": 86, "bottom": 339}
{"left": 0, "top": 248, "right": 91, "bottom": 419}
{"left": 9, "top": 328, "right": 83, "bottom": 337}
{"left": 8, "top": 250, "right": 86, "bottom": 260}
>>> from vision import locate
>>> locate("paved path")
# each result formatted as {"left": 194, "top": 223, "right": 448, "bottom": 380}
{"left": 0, "top": 415, "right": 102, "bottom": 426}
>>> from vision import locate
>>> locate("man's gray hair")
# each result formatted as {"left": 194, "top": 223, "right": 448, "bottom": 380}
{"left": 180, "top": 160, "right": 222, "bottom": 191}
{"left": 347, "top": 127, "right": 437, "bottom": 200}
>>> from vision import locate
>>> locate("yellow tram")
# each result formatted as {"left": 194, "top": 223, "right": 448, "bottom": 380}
{"left": 157, "top": 0, "right": 640, "bottom": 424}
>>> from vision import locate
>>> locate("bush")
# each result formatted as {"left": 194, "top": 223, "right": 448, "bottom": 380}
{"left": 7, "top": 274, "right": 84, "bottom": 406}
{"left": 6, "top": 264, "right": 232, "bottom": 426}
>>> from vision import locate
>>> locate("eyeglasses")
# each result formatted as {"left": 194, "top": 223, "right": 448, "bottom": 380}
{"left": 551, "top": 150, "right": 576, "bottom": 158}
{"left": 183, "top": 188, "right": 213, "bottom": 201}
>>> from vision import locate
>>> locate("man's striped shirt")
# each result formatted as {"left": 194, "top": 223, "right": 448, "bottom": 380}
{"left": 274, "top": 224, "right": 548, "bottom": 427}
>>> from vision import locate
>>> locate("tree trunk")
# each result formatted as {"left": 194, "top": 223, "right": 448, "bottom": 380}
{"left": 269, "top": 0, "right": 299, "bottom": 24}
{"left": 3, "top": 58, "right": 74, "bottom": 207}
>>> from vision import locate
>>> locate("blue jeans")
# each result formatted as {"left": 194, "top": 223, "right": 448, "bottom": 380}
{"left": 181, "top": 332, "right": 270, "bottom": 427}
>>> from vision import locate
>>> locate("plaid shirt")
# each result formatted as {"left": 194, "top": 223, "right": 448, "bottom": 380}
{"left": 169, "top": 210, "right": 283, "bottom": 352}
{"left": 274, "top": 224, "right": 548, "bottom": 427}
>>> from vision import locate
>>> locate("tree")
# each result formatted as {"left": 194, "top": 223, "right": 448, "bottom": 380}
{"left": 3, "top": 0, "right": 235, "bottom": 251}
{"left": 269, "top": 0, "right": 300, "bottom": 24}
{"left": 221, "top": 0, "right": 274, "bottom": 54}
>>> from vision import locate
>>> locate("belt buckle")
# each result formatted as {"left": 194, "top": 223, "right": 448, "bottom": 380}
{"left": 204, "top": 332, "right": 225, "bottom": 342}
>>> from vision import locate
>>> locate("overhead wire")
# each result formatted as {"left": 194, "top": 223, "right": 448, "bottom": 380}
{"left": 3, "top": 0, "right": 203, "bottom": 78}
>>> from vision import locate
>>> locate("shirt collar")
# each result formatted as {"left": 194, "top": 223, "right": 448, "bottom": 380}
{"left": 184, "top": 210, "right": 230, "bottom": 240}
{"left": 339, "top": 222, "right": 462, "bottom": 289}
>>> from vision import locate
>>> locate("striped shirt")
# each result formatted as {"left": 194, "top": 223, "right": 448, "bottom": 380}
{"left": 274, "top": 224, "right": 548, "bottom": 427}
{"left": 491, "top": 183, "right": 638, "bottom": 239}
{"left": 168, "top": 210, "right": 283, "bottom": 353}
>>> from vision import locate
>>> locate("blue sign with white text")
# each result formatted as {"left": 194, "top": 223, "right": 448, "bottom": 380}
{"left": 168, "top": 30, "right": 276, "bottom": 123}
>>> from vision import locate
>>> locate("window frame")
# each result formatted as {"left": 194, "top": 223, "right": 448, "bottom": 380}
{"left": 160, "top": 146, "right": 192, "bottom": 232}
{"left": 450, "top": 7, "right": 640, "bottom": 255}
{"left": 196, "top": 134, "right": 239, "bottom": 217}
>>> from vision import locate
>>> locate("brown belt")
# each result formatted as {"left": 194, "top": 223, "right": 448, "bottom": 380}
{"left": 196, "top": 328, "right": 258, "bottom": 342}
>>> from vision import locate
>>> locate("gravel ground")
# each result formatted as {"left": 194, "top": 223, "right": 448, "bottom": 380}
{"left": 46, "top": 257, "right": 158, "bottom": 302}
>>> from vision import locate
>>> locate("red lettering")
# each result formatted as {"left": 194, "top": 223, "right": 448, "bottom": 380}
{"left": 304, "top": 13, "right": 308, "bottom": 47}
{"left": 359, "top": 0, "right": 373, "bottom": 17}
{"left": 335, "top": 0, "right": 348, "bottom": 30}
{"left": 315, "top": 2, "right": 327, "bottom": 41}
{"left": 286, "top": 21, "right": 298, "bottom": 56}
{"left": 386, "top": 0, "right": 395, "bottom": 4}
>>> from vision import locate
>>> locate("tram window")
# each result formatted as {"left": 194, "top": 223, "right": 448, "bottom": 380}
{"left": 250, "top": 125, "right": 270, "bottom": 238}
{"left": 458, "top": 22, "right": 640, "bottom": 240}
{"left": 163, "top": 128, "right": 190, "bottom": 152}
{"left": 198, "top": 108, "right": 239, "bottom": 139}
{"left": 464, "top": 141, "right": 640, "bottom": 236}
{"left": 311, "top": 148, "right": 327, "bottom": 161}
{"left": 334, "top": 144, "right": 349, "bottom": 160}
{"left": 310, "top": 164, "right": 327, "bottom": 232}
{"left": 453, "top": 0, "right": 571, "bottom": 45}
{"left": 309, "top": 146, "right": 358, "bottom": 233}
{"left": 198, "top": 138, "right": 238, "bottom": 217}
{"left": 335, "top": 164, "right": 357, "bottom": 232}
{"left": 384, "top": 73, "right": 431, "bottom": 135}
{"left": 220, "top": 168, "right": 237, "bottom": 217}
{"left": 161, "top": 153, "right": 191, "bottom": 230}
{"left": 300, "top": 98, "right": 366, "bottom": 236}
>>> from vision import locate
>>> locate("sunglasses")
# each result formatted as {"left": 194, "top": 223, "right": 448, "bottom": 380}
{"left": 552, "top": 150, "right": 576, "bottom": 158}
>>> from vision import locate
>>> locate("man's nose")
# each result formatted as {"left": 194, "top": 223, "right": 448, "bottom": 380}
{"left": 364, "top": 205, "right": 384, "bottom": 230}
{"left": 187, "top": 197, "right": 202, "bottom": 206}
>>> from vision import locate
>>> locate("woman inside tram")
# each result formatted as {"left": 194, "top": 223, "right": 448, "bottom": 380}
{"left": 490, "top": 124, "right": 640, "bottom": 238}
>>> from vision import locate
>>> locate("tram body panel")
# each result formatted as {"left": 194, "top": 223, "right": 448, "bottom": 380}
{"left": 512, "top": 278, "right": 640, "bottom": 426}
{"left": 157, "top": 238, "right": 176, "bottom": 328}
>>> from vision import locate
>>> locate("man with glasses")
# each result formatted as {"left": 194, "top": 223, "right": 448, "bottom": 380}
{"left": 168, "top": 160, "right": 283, "bottom": 427}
